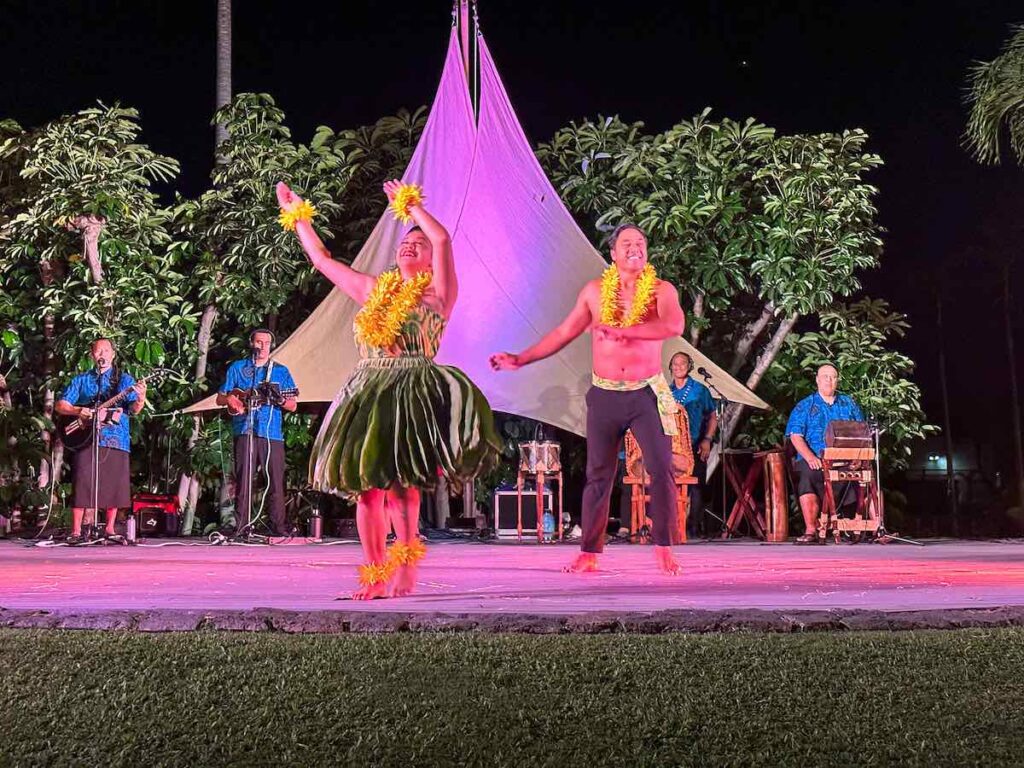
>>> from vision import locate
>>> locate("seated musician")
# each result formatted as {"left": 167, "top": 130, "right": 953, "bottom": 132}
{"left": 784, "top": 364, "right": 864, "bottom": 543}
{"left": 54, "top": 338, "right": 146, "bottom": 541}
{"left": 215, "top": 329, "right": 297, "bottom": 537}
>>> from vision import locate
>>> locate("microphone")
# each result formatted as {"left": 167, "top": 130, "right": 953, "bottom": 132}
{"left": 697, "top": 366, "right": 712, "bottom": 379}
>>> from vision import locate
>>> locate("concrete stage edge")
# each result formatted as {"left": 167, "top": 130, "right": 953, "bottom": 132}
{"left": 3, "top": 538, "right": 1024, "bottom": 634}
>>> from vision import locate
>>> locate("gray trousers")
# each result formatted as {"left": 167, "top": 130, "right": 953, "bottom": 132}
{"left": 234, "top": 435, "right": 286, "bottom": 535}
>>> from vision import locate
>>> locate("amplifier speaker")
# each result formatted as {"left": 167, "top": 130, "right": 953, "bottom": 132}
{"left": 492, "top": 489, "right": 552, "bottom": 537}
{"left": 131, "top": 493, "right": 180, "bottom": 537}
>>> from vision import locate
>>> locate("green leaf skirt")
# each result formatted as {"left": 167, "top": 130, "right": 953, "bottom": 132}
{"left": 309, "top": 356, "right": 502, "bottom": 496}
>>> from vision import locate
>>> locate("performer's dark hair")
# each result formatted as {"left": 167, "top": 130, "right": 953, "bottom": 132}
{"left": 249, "top": 328, "right": 276, "bottom": 348}
{"left": 609, "top": 222, "right": 647, "bottom": 249}
{"left": 670, "top": 351, "right": 694, "bottom": 374}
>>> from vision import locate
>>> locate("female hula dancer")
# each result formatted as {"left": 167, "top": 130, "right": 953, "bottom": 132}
{"left": 277, "top": 180, "right": 501, "bottom": 599}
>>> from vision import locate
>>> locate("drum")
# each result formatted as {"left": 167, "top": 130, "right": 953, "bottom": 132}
{"left": 518, "top": 441, "right": 561, "bottom": 473}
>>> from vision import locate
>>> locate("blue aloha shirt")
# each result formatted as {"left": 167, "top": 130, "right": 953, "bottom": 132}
{"left": 785, "top": 392, "right": 865, "bottom": 463}
{"left": 59, "top": 369, "right": 138, "bottom": 452}
{"left": 670, "top": 377, "right": 716, "bottom": 444}
{"left": 219, "top": 360, "right": 297, "bottom": 442}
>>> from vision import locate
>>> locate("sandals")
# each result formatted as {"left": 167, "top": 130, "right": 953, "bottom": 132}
{"left": 794, "top": 533, "right": 818, "bottom": 545}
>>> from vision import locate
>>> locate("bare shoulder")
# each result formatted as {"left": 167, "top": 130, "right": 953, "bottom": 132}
{"left": 656, "top": 279, "right": 681, "bottom": 301}
{"left": 578, "top": 278, "right": 602, "bottom": 303}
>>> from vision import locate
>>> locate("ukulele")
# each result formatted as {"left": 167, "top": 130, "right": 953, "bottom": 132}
{"left": 58, "top": 369, "right": 171, "bottom": 452}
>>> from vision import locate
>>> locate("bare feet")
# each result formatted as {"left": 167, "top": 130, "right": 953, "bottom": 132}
{"left": 654, "top": 546, "right": 683, "bottom": 575}
{"left": 351, "top": 581, "right": 389, "bottom": 600}
{"left": 349, "top": 562, "right": 392, "bottom": 600}
{"left": 389, "top": 563, "right": 419, "bottom": 597}
{"left": 563, "top": 552, "right": 599, "bottom": 573}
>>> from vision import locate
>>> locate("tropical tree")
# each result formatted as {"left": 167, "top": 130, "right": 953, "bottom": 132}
{"left": 964, "top": 22, "right": 1024, "bottom": 166}
{"left": 171, "top": 92, "right": 360, "bottom": 518}
{"left": 964, "top": 23, "right": 1024, "bottom": 507}
{"left": 0, "top": 103, "right": 195, "bottom": 503}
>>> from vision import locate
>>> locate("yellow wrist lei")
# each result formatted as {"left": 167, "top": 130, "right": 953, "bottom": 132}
{"left": 357, "top": 562, "right": 393, "bottom": 587}
{"left": 389, "top": 184, "right": 425, "bottom": 224}
{"left": 599, "top": 263, "right": 658, "bottom": 327}
{"left": 354, "top": 270, "right": 432, "bottom": 348}
{"left": 278, "top": 200, "right": 317, "bottom": 231}
{"left": 387, "top": 540, "right": 427, "bottom": 567}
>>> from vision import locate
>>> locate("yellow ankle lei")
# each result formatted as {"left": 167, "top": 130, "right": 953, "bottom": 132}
{"left": 357, "top": 562, "right": 393, "bottom": 587}
{"left": 354, "top": 270, "right": 432, "bottom": 348}
{"left": 599, "top": 263, "right": 657, "bottom": 327}
{"left": 387, "top": 540, "right": 427, "bottom": 567}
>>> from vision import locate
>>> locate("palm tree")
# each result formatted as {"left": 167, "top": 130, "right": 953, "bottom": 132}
{"left": 964, "top": 23, "right": 1024, "bottom": 508}
{"left": 215, "top": 0, "right": 232, "bottom": 151}
{"left": 964, "top": 23, "right": 1024, "bottom": 165}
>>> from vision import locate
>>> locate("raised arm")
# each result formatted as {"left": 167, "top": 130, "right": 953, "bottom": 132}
{"left": 383, "top": 180, "right": 457, "bottom": 316}
{"left": 276, "top": 182, "right": 375, "bottom": 305}
{"left": 490, "top": 284, "right": 595, "bottom": 371}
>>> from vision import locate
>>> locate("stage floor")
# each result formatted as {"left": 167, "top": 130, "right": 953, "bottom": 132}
{"left": 3, "top": 537, "right": 1024, "bottom": 630}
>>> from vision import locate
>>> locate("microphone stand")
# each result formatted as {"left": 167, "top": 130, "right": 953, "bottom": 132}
{"left": 88, "top": 378, "right": 103, "bottom": 542}
{"left": 869, "top": 418, "right": 922, "bottom": 546}
{"left": 236, "top": 355, "right": 275, "bottom": 542}
{"left": 697, "top": 368, "right": 732, "bottom": 537}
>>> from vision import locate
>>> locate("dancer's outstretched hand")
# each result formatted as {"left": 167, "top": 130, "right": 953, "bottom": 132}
{"left": 489, "top": 352, "right": 521, "bottom": 372}
{"left": 383, "top": 179, "right": 403, "bottom": 204}
{"left": 276, "top": 181, "right": 302, "bottom": 211}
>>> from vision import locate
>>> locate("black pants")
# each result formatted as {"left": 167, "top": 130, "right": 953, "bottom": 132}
{"left": 233, "top": 436, "right": 286, "bottom": 535}
{"left": 582, "top": 387, "right": 675, "bottom": 552}
{"left": 687, "top": 443, "right": 707, "bottom": 539}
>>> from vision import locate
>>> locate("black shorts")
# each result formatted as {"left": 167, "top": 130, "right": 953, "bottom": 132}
{"left": 794, "top": 460, "right": 856, "bottom": 508}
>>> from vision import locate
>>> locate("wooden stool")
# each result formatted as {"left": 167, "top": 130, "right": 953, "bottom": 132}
{"left": 624, "top": 475, "right": 698, "bottom": 543}
{"left": 622, "top": 408, "right": 696, "bottom": 544}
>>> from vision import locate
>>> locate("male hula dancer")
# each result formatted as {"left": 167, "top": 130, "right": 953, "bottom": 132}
{"left": 490, "top": 224, "right": 686, "bottom": 574}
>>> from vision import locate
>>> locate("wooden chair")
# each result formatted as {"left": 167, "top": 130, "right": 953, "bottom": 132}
{"left": 623, "top": 409, "right": 698, "bottom": 544}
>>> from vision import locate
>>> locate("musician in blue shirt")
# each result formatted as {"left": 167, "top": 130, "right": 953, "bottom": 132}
{"left": 216, "top": 329, "right": 298, "bottom": 536}
{"left": 55, "top": 338, "right": 147, "bottom": 540}
{"left": 785, "top": 364, "right": 864, "bottom": 543}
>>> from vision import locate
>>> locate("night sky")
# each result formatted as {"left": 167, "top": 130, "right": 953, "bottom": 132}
{"left": 2, "top": 0, "right": 1022, "bottom": 465}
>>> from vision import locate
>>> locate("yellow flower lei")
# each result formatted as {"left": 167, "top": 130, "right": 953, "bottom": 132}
{"left": 278, "top": 200, "right": 317, "bottom": 231}
{"left": 599, "top": 263, "right": 658, "bottom": 327}
{"left": 389, "top": 184, "right": 425, "bottom": 224}
{"left": 387, "top": 540, "right": 427, "bottom": 567}
{"left": 354, "top": 270, "right": 433, "bottom": 348}
{"left": 357, "top": 562, "right": 394, "bottom": 587}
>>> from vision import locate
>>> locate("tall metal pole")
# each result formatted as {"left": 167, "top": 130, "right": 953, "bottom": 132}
{"left": 936, "top": 288, "right": 959, "bottom": 531}
{"left": 1004, "top": 264, "right": 1024, "bottom": 507}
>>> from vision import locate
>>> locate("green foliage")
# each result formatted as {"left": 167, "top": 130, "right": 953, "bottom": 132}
{"left": 330, "top": 107, "right": 428, "bottom": 261}
{"left": 964, "top": 23, "right": 1024, "bottom": 165}
{"left": 738, "top": 298, "right": 937, "bottom": 471}
{"left": 173, "top": 93, "right": 355, "bottom": 327}
{"left": 0, "top": 408, "right": 50, "bottom": 512}
{"left": 538, "top": 111, "right": 883, "bottom": 324}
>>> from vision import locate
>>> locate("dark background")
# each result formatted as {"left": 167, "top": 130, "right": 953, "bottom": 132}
{"left": 2, "top": 0, "right": 1022, "bottom": 471}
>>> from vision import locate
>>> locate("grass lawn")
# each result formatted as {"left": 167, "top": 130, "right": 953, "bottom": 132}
{"left": 3, "top": 628, "right": 1024, "bottom": 766}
